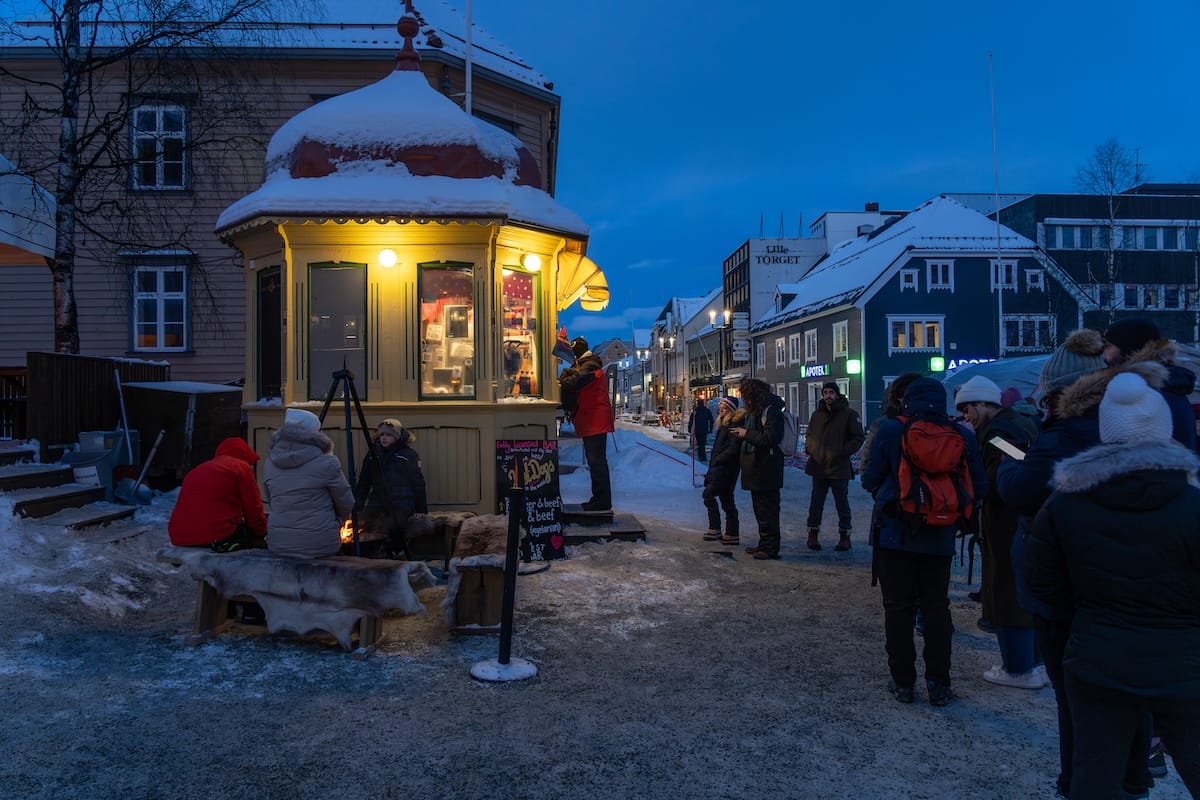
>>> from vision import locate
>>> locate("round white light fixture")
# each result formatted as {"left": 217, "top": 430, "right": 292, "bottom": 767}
{"left": 521, "top": 253, "right": 542, "bottom": 272}
{"left": 378, "top": 248, "right": 397, "bottom": 268}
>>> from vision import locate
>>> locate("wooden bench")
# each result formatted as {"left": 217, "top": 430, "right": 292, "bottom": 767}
{"left": 443, "top": 515, "right": 509, "bottom": 635}
{"left": 158, "top": 545, "right": 435, "bottom": 658}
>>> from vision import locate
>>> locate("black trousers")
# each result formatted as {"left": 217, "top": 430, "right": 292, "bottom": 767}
{"left": 583, "top": 433, "right": 611, "bottom": 507}
{"left": 693, "top": 430, "right": 708, "bottom": 460}
{"left": 807, "top": 476, "right": 852, "bottom": 530}
{"left": 1065, "top": 674, "right": 1200, "bottom": 800}
{"left": 1035, "top": 616, "right": 1152, "bottom": 797}
{"left": 209, "top": 522, "right": 267, "bottom": 553}
{"left": 750, "top": 489, "right": 781, "bottom": 554}
{"left": 877, "top": 547, "right": 952, "bottom": 688}
{"left": 702, "top": 481, "right": 738, "bottom": 535}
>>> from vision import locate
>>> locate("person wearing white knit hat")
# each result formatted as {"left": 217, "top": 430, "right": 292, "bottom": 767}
{"left": 955, "top": 373, "right": 1043, "bottom": 690}
{"left": 263, "top": 406, "right": 355, "bottom": 558}
{"left": 1027, "top": 372, "right": 1200, "bottom": 798}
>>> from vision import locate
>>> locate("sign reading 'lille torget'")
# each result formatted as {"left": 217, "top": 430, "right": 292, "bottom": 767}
{"left": 755, "top": 244, "right": 809, "bottom": 264}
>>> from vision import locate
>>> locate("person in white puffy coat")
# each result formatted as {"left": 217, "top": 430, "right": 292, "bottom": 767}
{"left": 263, "top": 408, "right": 356, "bottom": 559}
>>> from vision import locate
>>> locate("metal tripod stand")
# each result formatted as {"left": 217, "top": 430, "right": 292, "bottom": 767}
{"left": 317, "top": 366, "right": 398, "bottom": 557}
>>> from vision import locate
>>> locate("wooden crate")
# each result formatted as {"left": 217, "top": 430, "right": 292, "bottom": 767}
{"left": 452, "top": 566, "right": 504, "bottom": 632}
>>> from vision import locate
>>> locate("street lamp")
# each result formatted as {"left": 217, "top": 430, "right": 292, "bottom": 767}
{"left": 708, "top": 308, "right": 731, "bottom": 395}
{"left": 659, "top": 334, "right": 676, "bottom": 422}
{"left": 637, "top": 349, "right": 650, "bottom": 413}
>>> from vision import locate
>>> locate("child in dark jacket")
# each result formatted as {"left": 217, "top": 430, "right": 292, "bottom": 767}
{"left": 355, "top": 418, "right": 428, "bottom": 556}
{"left": 702, "top": 396, "right": 743, "bottom": 544}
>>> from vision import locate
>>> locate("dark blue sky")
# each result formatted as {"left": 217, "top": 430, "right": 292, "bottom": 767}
{"left": 482, "top": 0, "right": 1200, "bottom": 343}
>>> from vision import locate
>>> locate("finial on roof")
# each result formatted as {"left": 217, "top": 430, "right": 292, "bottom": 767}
{"left": 395, "top": 12, "right": 421, "bottom": 71}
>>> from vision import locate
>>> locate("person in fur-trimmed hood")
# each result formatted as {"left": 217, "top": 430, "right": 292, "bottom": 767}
{"left": 355, "top": 418, "right": 428, "bottom": 556}
{"left": 1027, "top": 373, "right": 1200, "bottom": 799}
{"left": 263, "top": 408, "right": 357, "bottom": 559}
{"left": 1102, "top": 317, "right": 1197, "bottom": 448}
{"left": 700, "top": 396, "right": 744, "bottom": 544}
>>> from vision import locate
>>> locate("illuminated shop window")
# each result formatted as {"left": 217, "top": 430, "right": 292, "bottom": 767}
{"left": 501, "top": 268, "right": 541, "bottom": 397}
{"left": 419, "top": 262, "right": 476, "bottom": 399}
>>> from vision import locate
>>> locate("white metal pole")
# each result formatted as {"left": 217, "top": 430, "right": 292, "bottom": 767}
{"left": 989, "top": 52, "right": 1005, "bottom": 357}
{"left": 464, "top": 0, "right": 473, "bottom": 115}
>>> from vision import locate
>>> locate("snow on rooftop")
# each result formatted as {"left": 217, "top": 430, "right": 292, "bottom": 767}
{"left": 266, "top": 69, "right": 519, "bottom": 167}
{"left": 1, "top": 0, "right": 553, "bottom": 92}
{"left": 218, "top": 65, "right": 586, "bottom": 235}
{"left": 753, "top": 196, "right": 1036, "bottom": 331}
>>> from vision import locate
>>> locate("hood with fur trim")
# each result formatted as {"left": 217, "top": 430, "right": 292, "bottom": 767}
{"left": 1052, "top": 439, "right": 1200, "bottom": 494}
{"left": 1056, "top": 359, "right": 1168, "bottom": 420}
{"left": 268, "top": 425, "right": 334, "bottom": 469}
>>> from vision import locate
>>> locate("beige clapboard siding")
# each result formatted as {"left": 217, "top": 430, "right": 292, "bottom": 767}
{"left": 0, "top": 263, "right": 53, "bottom": 363}
{"left": 0, "top": 50, "right": 559, "bottom": 378}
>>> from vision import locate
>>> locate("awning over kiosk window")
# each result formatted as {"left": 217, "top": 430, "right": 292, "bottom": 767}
{"left": 556, "top": 251, "right": 609, "bottom": 311}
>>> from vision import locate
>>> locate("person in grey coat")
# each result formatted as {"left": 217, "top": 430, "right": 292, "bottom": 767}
{"left": 264, "top": 408, "right": 356, "bottom": 559}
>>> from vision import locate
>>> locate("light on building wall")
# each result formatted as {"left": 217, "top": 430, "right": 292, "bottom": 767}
{"left": 929, "top": 356, "right": 946, "bottom": 372}
{"left": 521, "top": 253, "right": 542, "bottom": 272}
{"left": 378, "top": 248, "right": 398, "bottom": 268}
{"left": 846, "top": 359, "right": 862, "bottom": 375}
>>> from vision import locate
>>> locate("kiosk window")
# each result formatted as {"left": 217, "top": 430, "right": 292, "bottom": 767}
{"left": 419, "top": 263, "right": 476, "bottom": 399}
{"left": 308, "top": 262, "right": 366, "bottom": 400}
{"left": 501, "top": 268, "right": 541, "bottom": 397}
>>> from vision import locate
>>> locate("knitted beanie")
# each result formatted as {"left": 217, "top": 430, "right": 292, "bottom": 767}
{"left": 284, "top": 407, "right": 321, "bottom": 433}
{"left": 719, "top": 396, "right": 739, "bottom": 412}
{"left": 1099, "top": 372, "right": 1172, "bottom": 444}
{"left": 570, "top": 337, "right": 589, "bottom": 359}
{"left": 376, "top": 418, "right": 404, "bottom": 440}
{"left": 1039, "top": 329, "right": 1108, "bottom": 393}
{"left": 1103, "top": 318, "right": 1161, "bottom": 356}
{"left": 954, "top": 375, "right": 1002, "bottom": 406}
{"left": 821, "top": 382, "right": 839, "bottom": 393}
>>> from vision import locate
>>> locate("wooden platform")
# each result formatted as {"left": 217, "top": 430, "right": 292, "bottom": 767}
{"left": 560, "top": 508, "right": 646, "bottom": 545}
{"left": 38, "top": 502, "right": 139, "bottom": 530}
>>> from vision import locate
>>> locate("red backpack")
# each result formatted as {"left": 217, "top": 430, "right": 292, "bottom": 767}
{"left": 896, "top": 415, "right": 975, "bottom": 529}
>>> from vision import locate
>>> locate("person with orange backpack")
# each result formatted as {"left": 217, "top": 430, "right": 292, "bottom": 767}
{"left": 861, "top": 377, "right": 986, "bottom": 706}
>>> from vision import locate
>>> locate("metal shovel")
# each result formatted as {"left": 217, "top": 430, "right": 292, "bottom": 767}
{"left": 115, "top": 428, "right": 165, "bottom": 505}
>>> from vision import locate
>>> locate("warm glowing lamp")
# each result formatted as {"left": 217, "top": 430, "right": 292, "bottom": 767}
{"left": 521, "top": 253, "right": 542, "bottom": 272}
{"left": 378, "top": 248, "right": 397, "bottom": 268}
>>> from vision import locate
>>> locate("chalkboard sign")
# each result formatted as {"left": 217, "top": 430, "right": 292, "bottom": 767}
{"left": 496, "top": 439, "right": 566, "bottom": 561}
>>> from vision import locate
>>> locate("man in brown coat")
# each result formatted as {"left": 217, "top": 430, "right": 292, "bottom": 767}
{"left": 804, "top": 382, "right": 865, "bottom": 551}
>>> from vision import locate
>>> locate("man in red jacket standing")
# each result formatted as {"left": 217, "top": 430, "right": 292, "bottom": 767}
{"left": 169, "top": 436, "right": 268, "bottom": 552}
{"left": 559, "top": 337, "right": 615, "bottom": 511}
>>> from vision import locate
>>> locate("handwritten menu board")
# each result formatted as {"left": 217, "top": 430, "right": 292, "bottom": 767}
{"left": 496, "top": 439, "right": 565, "bottom": 561}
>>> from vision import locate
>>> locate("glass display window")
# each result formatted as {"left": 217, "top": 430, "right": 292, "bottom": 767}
{"left": 500, "top": 268, "right": 541, "bottom": 397}
{"left": 419, "top": 262, "right": 476, "bottom": 399}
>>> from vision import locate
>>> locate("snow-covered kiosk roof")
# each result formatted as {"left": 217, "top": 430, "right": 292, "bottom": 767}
{"left": 215, "top": 13, "right": 607, "bottom": 311}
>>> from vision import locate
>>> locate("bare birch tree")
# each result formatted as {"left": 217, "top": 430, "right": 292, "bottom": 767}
{"left": 1075, "top": 138, "right": 1146, "bottom": 322}
{"left": 0, "top": 0, "right": 304, "bottom": 353}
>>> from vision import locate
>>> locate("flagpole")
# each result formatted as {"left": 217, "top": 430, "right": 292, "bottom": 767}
{"left": 465, "top": 0, "right": 473, "bottom": 115}
{"left": 989, "top": 52, "right": 1004, "bottom": 357}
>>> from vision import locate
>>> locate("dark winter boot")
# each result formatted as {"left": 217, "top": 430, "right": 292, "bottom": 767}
{"left": 806, "top": 527, "right": 822, "bottom": 551}
{"left": 835, "top": 530, "right": 852, "bottom": 552}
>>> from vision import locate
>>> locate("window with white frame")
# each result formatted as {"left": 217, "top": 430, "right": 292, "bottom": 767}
{"left": 807, "top": 382, "right": 824, "bottom": 415}
{"left": 900, "top": 268, "right": 919, "bottom": 292}
{"left": 1122, "top": 284, "right": 1139, "bottom": 308}
{"left": 756, "top": 341, "right": 766, "bottom": 369}
{"left": 788, "top": 382, "right": 801, "bottom": 417}
{"left": 132, "top": 264, "right": 188, "bottom": 351}
{"left": 804, "top": 329, "right": 817, "bottom": 362}
{"left": 1025, "top": 269, "right": 1045, "bottom": 291}
{"left": 775, "top": 337, "right": 786, "bottom": 367}
{"left": 927, "top": 260, "right": 954, "bottom": 291}
{"left": 990, "top": 259, "right": 1017, "bottom": 291}
{"left": 836, "top": 377, "right": 849, "bottom": 399}
{"left": 775, "top": 383, "right": 786, "bottom": 400}
{"left": 1143, "top": 285, "right": 1160, "bottom": 309}
{"left": 887, "top": 315, "right": 943, "bottom": 353}
{"left": 1164, "top": 285, "right": 1182, "bottom": 309}
{"left": 1003, "top": 314, "right": 1055, "bottom": 351}
{"left": 788, "top": 333, "right": 802, "bottom": 364}
{"left": 832, "top": 320, "right": 848, "bottom": 358}
{"left": 132, "top": 104, "right": 186, "bottom": 189}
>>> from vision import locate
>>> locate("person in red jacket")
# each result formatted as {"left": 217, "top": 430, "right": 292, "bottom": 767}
{"left": 168, "top": 436, "right": 268, "bottom": 552}
{"left": 558, "top": 337, "right": 615, "bottom": 511}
